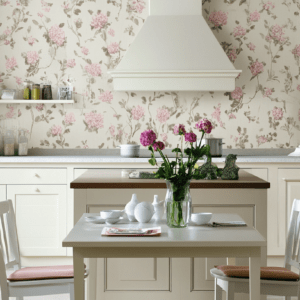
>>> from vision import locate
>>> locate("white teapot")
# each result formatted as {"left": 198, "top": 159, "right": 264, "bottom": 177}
{"left": 125, "top": 194, "right": 139, "bottom": 221}
{"left": 152, "top": 195, "right": 165, "bottom": 221}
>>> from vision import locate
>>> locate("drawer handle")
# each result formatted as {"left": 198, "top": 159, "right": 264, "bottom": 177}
{"left": 35, "top": 173, "right": 40, "bottom": 178}
{"left": 36, "top": 188, "right": 40, "bottom": 193}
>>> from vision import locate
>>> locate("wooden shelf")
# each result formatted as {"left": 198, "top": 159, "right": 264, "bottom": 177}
{"left": 0, "top": 100, "right": 74, "bottom": 104}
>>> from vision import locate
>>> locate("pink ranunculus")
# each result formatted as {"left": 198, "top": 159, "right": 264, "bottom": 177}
{"left": 231, "top": 87, "right": 243, "bottom": 100}
{"left": 153, "top": 141, "right": 165, "bottom": 151}
{"left": 272, "top": 107, "right": 283, "bottom": 120}
{"left": 84, "top": 111, "right": 104, "bottom": 130}
{"left": 91, "top": 13, "right": 108, "bottom": 29}
{"left": 263, "top": 87, "right": 273, "bottom": 97}
{"left": 27, "top": 51, "right": 39, "bottom": 64}
{"left": 160, "top": 133, "right": 168, "bottom": 142}
{"left": 108, "top": 28, "right": 115, "bottom": 36}
{"left": 297, "top": 85, "right": 300, "bottom": 91}
{"left": 173, "top": 124, "right": 186, "bottom": 136}
{"left": 208, "top": 11, "right": 228, "bottom": 28}
{"left": 156, "top": 107, "right": 170, "bottom": 124}
{"left": 85, "top": 63, "right": 102, "bottom": 77}
{"left": 250, "top": 10, "right": 260, "bottom": 22}
{"left": 247, "top": 42, "right": 256, "bottom": 51}
{"left": 35, "top": 104, "right": 44, "bottom": 111}
{"left": 64, "top": 112, "right": 76, "bottom": 125}
{"left": 4, "top": 27, "right": 11, "bottom": 35}
{"left": 81, "top": 47, "right": 89, "bottom": 55}
{"left": 5, "top": 57, "right": 17, "bottom": 70}
{"left": 269, "top": 24, "right": 286, "bottom": 43}
{"left": 38, "top": 12, "right": 43, "bottom": 17}
{"left": 5, "top": 107, "right": 14, "bottom": 119}
{"left": 140, "top": 130, "right": 157, "bottom": 147}
{"left": 66, "top": 59, "right": 76, "bottom": 68}
{"left": 292, "top": 45, "right": 300, "bottom": 57}
{"left": 109, "top": 125, "right": 115, "bottom": 136}
{"left": 131, "top": 105, "right": 145, "bottom": 120}
{"left": 250, "top": 60, "right": 264, "bottom": 76}
{"left": 185, "top": 132, "right": 197, "bottom": 143}
{"left": 107, "top": 42, "right": 119, "bottom": 54}
{"left": 99, "top": 91, "right": 113, "bottom": 103}
{"left": 28, "top": 36, "right": 36, "bottom": 45}
{"left": 228, "top": 47, "right": 237, "bottom": 63}
{"left": 15, "top": 77, "right": 22, "bottom": 85}
{"left": 229, "top": 113, "right": 236, "bottom": 119}
{"left": 195, "top": 119, "right": 213, "bottom": 134}
{"left": 233, "top": 25, "right": 246, "bottom": 37}
{"left": 49, "top": 24, "right": 65, "bottom": 46}
{"left": 263, "top": 1, "right": 275, "bottom": 10}
{"left": 51, "top": 125, "right": 62, "bottom": 136}
{"left": 257, "top": 135, "right": 268, "bottom": 145}
{"left": 4, "top": 40, "right": 10, "bottom": 45}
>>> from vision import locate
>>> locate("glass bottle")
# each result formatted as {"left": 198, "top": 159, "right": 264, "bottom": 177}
{"left": 23, "top": 80, "right": 32, "bottom": 100}
{"left": 4, "top": 130, "right": 15, "bottom": 156}
{"left": 18, "top": 130, "right": 28, "bottom": 156}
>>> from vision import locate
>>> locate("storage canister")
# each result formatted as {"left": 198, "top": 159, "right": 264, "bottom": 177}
{"left": 32, "top": 84, "right": 40, "bottom": 100}
{"left": 42, "top": 84, "right": 52, "bottom": 100}
{"left": 4, "top": 130, "right": 15, "bottom": 156}
{"left": 18, "top": 130, "right": 28, "bottom": 156}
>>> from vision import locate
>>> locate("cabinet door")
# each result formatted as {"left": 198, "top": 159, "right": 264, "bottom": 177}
{"left": 0, "top": 185, "right": 6, "bottom": 202}
{"left": 7, "top": 185, "right": 67, "bottom": 256}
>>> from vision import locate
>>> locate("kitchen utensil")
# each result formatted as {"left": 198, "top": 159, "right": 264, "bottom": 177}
{"left": 117, "top": 144, "right": 140, "bottom": 157}
{"left": 100, "top": 210, "right": 124, "bottom": 219}
{"left": 199, "top": 138, "right": 224, "bottom": 157}
{"left": 191, "top": 212, "right": 212, "bottom": 225}
{"left": 134, "top": 202, "right": 154, "bottom": 223}
{"left": 125, "top": 194, "right": 139, "bottom": 221}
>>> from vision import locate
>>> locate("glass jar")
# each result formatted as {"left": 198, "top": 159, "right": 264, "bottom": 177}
{"left": 32, "top": 84, "right": 40, "bottom": 100}
{"left": 0, "top": 130, "right": 3, "bottom": 156}
{"left": 42, "top": 84, "right": 52, "bottom": 100}
{"left": 4, "top": 130, "right": 15, "bottom": 156}
{"left": 165, "top": 180, "right": 191, "bottom": 228}
{"left": 23, "top": 80, "right": 32, "bottom": 100}
{"left": 18, "top": 130, "right": 28, "bottom": 156}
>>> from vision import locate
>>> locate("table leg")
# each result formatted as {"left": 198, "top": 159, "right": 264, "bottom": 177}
{"left": 73, "top": 248, "right": 85, "bottom": 300}
{"left": 249, "top": 255, "right": 260, "bottom": 300}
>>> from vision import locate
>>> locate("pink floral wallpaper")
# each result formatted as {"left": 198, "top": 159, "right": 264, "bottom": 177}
{"left": 0, "top": 0, "right": 300, "bottom": 149}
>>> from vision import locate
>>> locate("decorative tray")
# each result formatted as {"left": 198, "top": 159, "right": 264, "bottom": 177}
{"left": 101, "top": 227, "right": 161, "bottom": 236}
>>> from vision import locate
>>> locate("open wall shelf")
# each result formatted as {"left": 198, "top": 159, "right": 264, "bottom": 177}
{"left": 0, "top": 100, "right": 74, "bottom": 104}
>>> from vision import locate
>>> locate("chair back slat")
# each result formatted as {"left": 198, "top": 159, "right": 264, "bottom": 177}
{"left": 0, "top": 215, "right": 10, "bottom": 264}
{"left": 285, "top": 199, "right": 300, "bottom": 271}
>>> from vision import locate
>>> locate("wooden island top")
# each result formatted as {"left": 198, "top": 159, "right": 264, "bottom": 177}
{"left": 71, "top": 169, "right": 270, "bottom": 189}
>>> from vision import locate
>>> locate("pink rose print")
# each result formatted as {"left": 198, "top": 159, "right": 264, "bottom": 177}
{"left": 263, "top": 87, "right": 273, "bottom": 97}
{"left": 5, "top": 57, "right": 17, "bottom": 71}
{"left": 211, "top": 104, "right": 225, "bottom": 128}
{"left": 64, "top": 112, "right": 76, "bottom": 125}
{"left": 131, "top": 105, "right": 145, "bottom": 120}
{"left": 231, "top": 87, "right": 243, "bottom": 100}
{"left": 229, "top": 113, "right": 236, "bottom": 119}
{"left": 228, "top": 47, "right": 237, "bottom": 63}
{"left": 99, "top": 91, "right": 113, "bottom": 103}
{"left": 109, "top": 125, "right": 115, "bottom": 136}
{"left": 51, "top": 125, "right": 62, "bottom": 136}
{"left": 156, "top": 107, "right": 170, "bottom": 124}
{"left": 38, "top": 12, "right": 43, "bottom": 18}
{"left": 247, "top": 43, "right": 256, "bottom": 51}
{"left": 107, "top": 42, "right": 119, "bottom": 54}
{"left": 257, "top": 135, "right": 268, "bottom": 146}
{"left": 160, "top": 133, "right": 168, "bottom": 142}
{"left": 108, "top": 28, "right": 115, "bottom": 36}
{"left": 81, "top": 47, "right": 89, "bottom": 55}
{"left": 91, "top": 13, "right": 108, "bottom": 29}
{"left": 27, "top": 51, "right": 39, "bottom": 64}
{"left": 84, "top": 111, "right": 104, "bottom": 130}
{"left": 297, "top": 85, "right": 300, "bottom": 91}
{"left": 208, "top": 11, "right": 228, "bottom": 28}
{"left": 66, "top": 59, "right": 76, "bottom": 68}
{"left": 62, "top": 3, "right": 69, "bottom": 9}
{"left": 135, "top": 1, "right": 145, "bottom": 13}
{"left": 250, "top": 60, "right": 264, "bottom": 76}
{"left": 269, "top": 25, "right": 286, "bottom": 43}
{"left": 292, "top": 45, "right": 300, "bottom": 57}
{"left": 49, "top": 24, "right": 65, "bottom": 46}
{"left": 250, "top": 10, "right": 260, "bottom": 22}
{"left": 4, "top": 40, "right": 10, "bottom": 45}
{"left": 233, "top": 25, "right": 246, "bottom": 37}
{"left": 5, "top": 107, "right": 15, "bottom": 119}
{"left": 272, "top": 107, "right": 283, "bottom": 120}
{"left": 28, "top": 36, "right": 36, "bottom": 45}
{"left": 35, "top": 104, "right": 44, "bottom": 111}
{"left": 85, "top": 63, "right": 102, "bottom": 77}
{"left": 263, "top": 1, "right": 275, "bottom": 10}
{"left": 15, "top": 77, "right": 22, "bottom": 85}
{"left": 4, "top": 27, "right": 11, "bottom": 36}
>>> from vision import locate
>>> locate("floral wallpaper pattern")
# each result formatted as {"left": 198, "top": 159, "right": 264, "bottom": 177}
{"left": 0, "top": 0, "right": 300, "bottom": 149}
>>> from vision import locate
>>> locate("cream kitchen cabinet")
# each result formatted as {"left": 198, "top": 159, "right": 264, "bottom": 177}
{"left": 0, "top": 185, "right": 6, "bottom": 202}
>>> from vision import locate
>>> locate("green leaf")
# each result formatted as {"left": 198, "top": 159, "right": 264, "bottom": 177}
{"left": 172, "top": 148, "right": 182, "bottom": 153}
{"left": 148, "top": 158, "right": 156, "bottom": 166}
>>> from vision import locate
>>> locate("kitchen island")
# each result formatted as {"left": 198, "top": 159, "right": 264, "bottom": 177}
{"left": 71, "top": 169, "right": 269, "bottom": 300}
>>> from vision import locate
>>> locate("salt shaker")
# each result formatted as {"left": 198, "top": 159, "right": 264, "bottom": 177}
{"left": 152, "top": 195, "right": 165, "bottom": 221}
{"left": 125, "top": 194, "right": 139, "bottom": 221}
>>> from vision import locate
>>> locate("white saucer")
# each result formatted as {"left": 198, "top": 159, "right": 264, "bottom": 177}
{"left": 85, "top": 216, "right": 105, "bottom": 224}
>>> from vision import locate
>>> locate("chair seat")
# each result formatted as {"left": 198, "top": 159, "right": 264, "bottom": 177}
{"left": 215, "top": 265, "right": 299, "bottom": 281}
{"left": 7, "top": 265, "right": 76, "bottom": 281}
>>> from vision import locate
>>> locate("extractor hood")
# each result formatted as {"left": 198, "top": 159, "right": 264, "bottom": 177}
{"left": 108, "top": 0, "right": 242, "bottom": 92}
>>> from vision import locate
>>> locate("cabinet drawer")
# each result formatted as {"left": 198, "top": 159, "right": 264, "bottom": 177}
{"left": 0, "top": 168, "right": 67, "bottom": 184}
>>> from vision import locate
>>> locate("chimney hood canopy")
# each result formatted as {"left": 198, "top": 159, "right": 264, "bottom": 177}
{"left": 108, "top": 0, "right": 242, "bottom": 92}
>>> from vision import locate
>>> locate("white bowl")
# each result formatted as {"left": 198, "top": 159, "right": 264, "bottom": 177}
{"left": 191, "top": 213, "right": 212, "bottom": 225}
{"left": 100, "top": 210, "right": 124, "bottom": 219}
{"left": 105, "top": 218, "right": 121, "bottom": 225}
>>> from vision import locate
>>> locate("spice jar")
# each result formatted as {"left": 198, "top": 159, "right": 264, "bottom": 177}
{"left": 32, "top": 84, "right": 40, "bottom": 100}
{"left": 4, "top": 130, "right": 15, "bottom": 156}
{"left": 42, "top": 84, "right": 52, "bottom": 100}
{"left": 18, "top": 130, "right": 28, "bottom": 156}
{"left": 23, "top": 80, "right": 32, "bottom": 100}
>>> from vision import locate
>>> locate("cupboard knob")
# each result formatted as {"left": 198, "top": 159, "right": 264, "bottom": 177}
{"left": 36, "top": 188, "right": 40, "bottom": 193}
{"left": 35, "top": 173, "right": 40, "bottom": 178}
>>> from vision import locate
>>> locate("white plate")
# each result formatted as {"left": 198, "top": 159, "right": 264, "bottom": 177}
{"left": 85, "top": 216, "right": 105, "bottom": 224}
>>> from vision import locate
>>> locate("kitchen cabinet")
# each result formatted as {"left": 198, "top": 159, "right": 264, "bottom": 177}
{"left": 7, "top": 185, "right": 67, "bottom": 256}
{"left": 0, "top": 185, "right": 6, "bottom": 202}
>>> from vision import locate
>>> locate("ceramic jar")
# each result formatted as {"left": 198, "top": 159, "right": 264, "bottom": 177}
{"left": 152, "top": 195, "right": 164, "bottom": 221}
{"left": 117, "top": 144, "right": 140, "bottom": 157}
{"left": 134, "top": 202, "right": 154, "bottom": 223}
{"left": 125, "top": 194, "right": 139, "bottom": 221}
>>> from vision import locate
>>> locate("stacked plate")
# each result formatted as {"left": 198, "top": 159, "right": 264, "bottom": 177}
{"left": 85, "top": 210, "right": 124, "bottom": 225}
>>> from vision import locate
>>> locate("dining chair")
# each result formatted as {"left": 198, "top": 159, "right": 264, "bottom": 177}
{"left": 210, "top": 198, "right": 300, "bottom": 300}
{"left": 0, "top": 199, "right": 88, "bottom": 300}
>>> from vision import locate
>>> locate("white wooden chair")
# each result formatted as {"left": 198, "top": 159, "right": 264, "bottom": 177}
{"left": 210, "top": 198, "right": 300, "bottom": 300}
{"left": 0, "top": 199, "right": 87, "bottom": 300}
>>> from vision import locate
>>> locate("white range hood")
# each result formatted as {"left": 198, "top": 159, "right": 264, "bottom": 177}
{"left": 108, "top": 0, "right": 241, "bottom": 92}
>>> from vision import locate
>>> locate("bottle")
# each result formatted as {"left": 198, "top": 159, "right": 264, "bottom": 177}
{"left": 0, "top": 130, "right": 3, "bottom": 156}
{"left": 152, "top": 195, "right": 165, "bottom": 221}
{"left": 4, "top": 130, "right": 15, "bottom": 156}
{"left": 18, "top": 130, "right": 28, "bottom": 156}
{"left": 23, "top": 80, "right": 32, "bottom": 100}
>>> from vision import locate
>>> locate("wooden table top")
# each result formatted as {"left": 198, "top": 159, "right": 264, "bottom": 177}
{"left": 71, "top": 169, "right": 270, "bottom": 189}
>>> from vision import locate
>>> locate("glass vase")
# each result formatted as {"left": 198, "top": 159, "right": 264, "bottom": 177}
{"left": 165, "top": 180, "right": 191, "bottom": 228}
